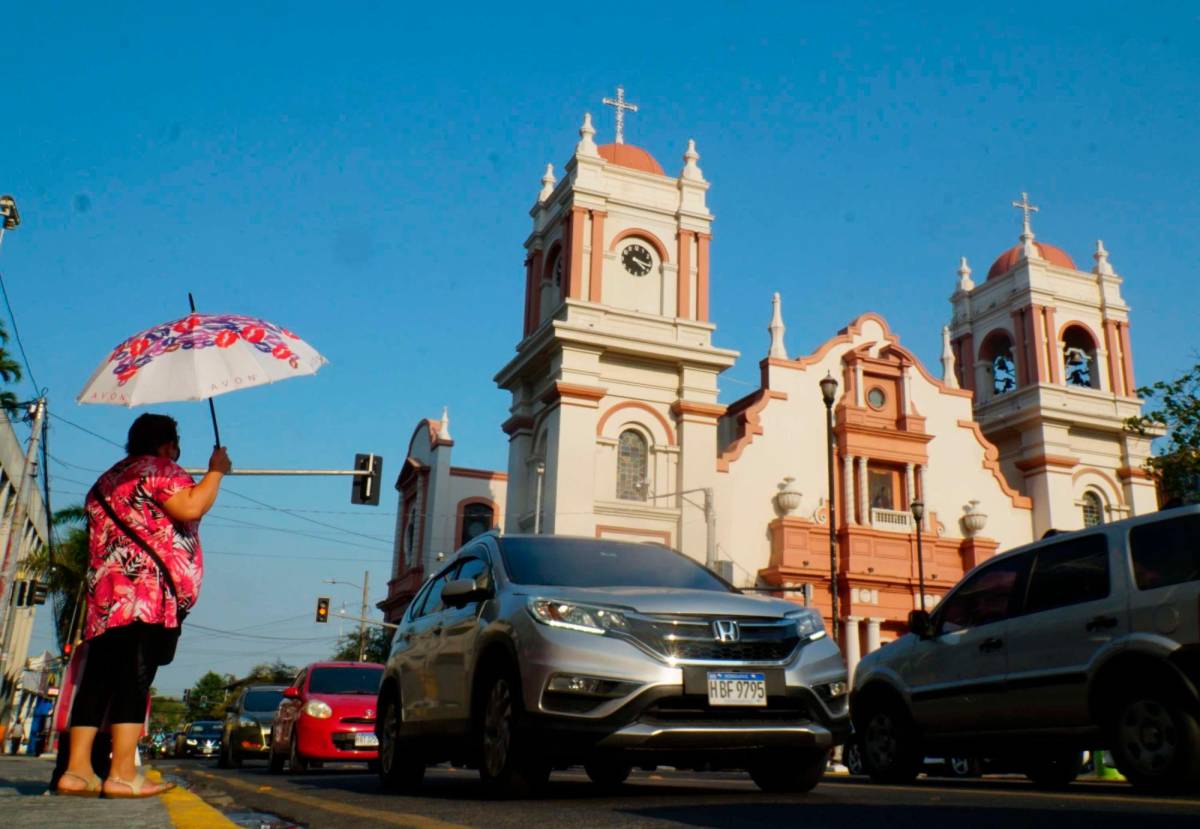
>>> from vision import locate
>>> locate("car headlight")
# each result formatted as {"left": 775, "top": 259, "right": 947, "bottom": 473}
{"left": 303, "top": 700, "right": 333, "bottom": 719}
{"left": 238, "top": 716, "right": 256, "bottom": 728}
{"left": 185, "top": 738, "right": 198, "bottom": 745}
{"left": 785, "top": 609, "right": 827, "bottom": 640}
{"left": 527, "top": 598, "right": 630, "bottom": 636}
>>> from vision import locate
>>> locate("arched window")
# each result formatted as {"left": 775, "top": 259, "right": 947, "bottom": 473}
{"left": 403, "top": 501, "right": 419, "bottom": 564}
{"left": 616, "top": 430, "right": 649, "bottom": 501}
{"left": 1081, "top": 491, "right": 1104, "bottom": 527}
{"left": 1062, "top": 325, "right": 1100, "bottom": 389}
{"left": 539, "top": 250, "right": 563, "bottom": 323}
{"left": 460, "top": 502, "right": 494, "bottom": 546}
{"left": 980, "top": 331, "right": 1017, "bottom": 396}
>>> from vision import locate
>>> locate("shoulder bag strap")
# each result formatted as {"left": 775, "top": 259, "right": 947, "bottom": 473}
{"left": 88, "top": 482, "right": 181, "bottom": 604}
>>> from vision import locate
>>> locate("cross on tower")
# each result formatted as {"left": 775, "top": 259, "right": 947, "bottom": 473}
{"left": 602, "top": 86, "right": 639, "bottom": 145}
{"left": 1011, "top": 191, "right": 1039, "bottom": 234}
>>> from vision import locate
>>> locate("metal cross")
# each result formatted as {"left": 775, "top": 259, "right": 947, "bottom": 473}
{"left": 1011, "top": 192, "right": 1039, "bottom": 226}
{"left": 602, "top": 86, "right": 639, "bottom": 144}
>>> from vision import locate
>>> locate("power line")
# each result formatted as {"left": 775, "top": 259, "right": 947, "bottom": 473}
{"left": 187, "top": 621, "right": 340, "bottom": 642}
{"left": 49, "top": 412, "right": 123, "bottom": 449}
{"left": 0, "top": 268, "right": 40, "bottom": 393}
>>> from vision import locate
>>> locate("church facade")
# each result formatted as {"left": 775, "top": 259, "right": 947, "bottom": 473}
{"left": 379, "top": 111, "right": 1158, "bottom": 662}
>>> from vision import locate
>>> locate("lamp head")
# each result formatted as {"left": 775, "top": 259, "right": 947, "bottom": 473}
{"left": 910, "top": 499, "right": 925, "bottom": 521}
{"left": 0, "top": 195, "right": 18, "bottom": 230}
{"left": 819, "top": 372, "right": 838, "bottom": 405}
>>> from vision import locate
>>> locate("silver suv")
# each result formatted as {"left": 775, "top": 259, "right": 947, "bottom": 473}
{"left": 852, "top": 505, "right": 1200, "bottom": 793}
{"left": 375, "top": 534, "right": 849, "bottom": 796}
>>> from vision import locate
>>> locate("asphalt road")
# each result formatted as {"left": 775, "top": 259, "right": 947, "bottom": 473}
{"left": 164, "top": 759, "right": 1200, "bottom": 829}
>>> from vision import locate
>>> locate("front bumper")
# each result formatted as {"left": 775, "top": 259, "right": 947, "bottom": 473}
{"left": 296, "top": 719, "right": 379, "bottom": 761}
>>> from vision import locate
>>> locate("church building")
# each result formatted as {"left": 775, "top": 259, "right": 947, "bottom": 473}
{"left": 379, "top": 98, "right": 1158, "bottom": 664}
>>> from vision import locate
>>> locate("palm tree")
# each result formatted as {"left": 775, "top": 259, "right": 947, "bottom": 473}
{"left": 0, "top": 318, "right": 23, "bottom": 411}
{"left": 23, "top": 505, "right": 89, "bottom": 647}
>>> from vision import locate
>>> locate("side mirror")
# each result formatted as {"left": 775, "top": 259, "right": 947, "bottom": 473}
{"left": 907, "top": 610, "right": 933, "bottom": 639}
{"left": 442, "top": 577, "right": 492, "bottom": 608}
{"left": 282, "top": 686, "right": 300, "bottom": 699}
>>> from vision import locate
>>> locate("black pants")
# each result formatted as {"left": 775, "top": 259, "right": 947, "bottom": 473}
{"left": 70, "top": 622, "right": 164, "bottom": 728}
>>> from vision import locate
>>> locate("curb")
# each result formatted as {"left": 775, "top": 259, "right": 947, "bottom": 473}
{"left": 147, "top": 769, "right": 240, "bottom": 828}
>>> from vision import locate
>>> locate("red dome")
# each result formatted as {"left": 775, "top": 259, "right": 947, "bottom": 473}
{"left": 987, "top": 242, "right": 1077, "bottom": 280}
{"left": 597, "top": 143, "right": 665, "bottom": 175}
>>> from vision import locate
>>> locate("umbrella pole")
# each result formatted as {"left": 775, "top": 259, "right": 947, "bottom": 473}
{"left": 188, "top": 293, "right": 223, "bottom": 449}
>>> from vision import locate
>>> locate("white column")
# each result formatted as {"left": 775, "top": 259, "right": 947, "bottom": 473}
{"left": 854, "top": 363, "right": 864, "bottom": 407}
{"left": 857, "top": 457, "right": 869, "bottom": 528}
{"left": 865, "top": 617, "right": 882, "bottom": 654}
{"left": 905, "top": 462, "right": 915, "bottom": 511}
{"left": 842, "top": 454, "right": 855, "bottom": 526}
{"left": 843, "top": 616, "right": 862, "bottom": 682}
{"left": 917, "top": 464, "right": 928, "bottom": 530}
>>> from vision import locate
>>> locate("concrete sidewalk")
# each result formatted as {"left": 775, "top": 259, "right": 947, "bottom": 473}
{"left": 0, "top": 754, "right": 238, "bottom": 828}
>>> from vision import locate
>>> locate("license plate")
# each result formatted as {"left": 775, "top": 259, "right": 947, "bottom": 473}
{"left": 354, "top": 732, "right": 379, "bottom": 748}
{"left": 707, "top": 671, "right": 767, "bottom": 706}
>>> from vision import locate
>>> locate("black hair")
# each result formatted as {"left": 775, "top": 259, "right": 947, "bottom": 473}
{"left": 126, "top": 413, "right": 180, "bottom": 457}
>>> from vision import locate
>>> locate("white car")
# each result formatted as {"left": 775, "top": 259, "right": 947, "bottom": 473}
{"left": 851, "top": 505, "right": 1200, "bottom": 793}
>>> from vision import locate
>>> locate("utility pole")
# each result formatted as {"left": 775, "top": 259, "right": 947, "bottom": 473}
{"left": 358, "top": 570, "right": 369, "bottom": 662}
{"left": 0, "top": 397, "right": 47, "bottom": 672}
{"left": 647, "top": 486, "right": 717, "bottom": 572}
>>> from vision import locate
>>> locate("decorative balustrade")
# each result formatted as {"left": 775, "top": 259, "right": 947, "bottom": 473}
{"left": 870, "top": 507, "right": 912, "bottom": 533}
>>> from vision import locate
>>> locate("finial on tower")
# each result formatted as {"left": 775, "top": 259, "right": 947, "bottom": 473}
{"left": 941, "top": 326, "right": 959, "bottom": 389}
{"left": 681, "top": 139, "right": 704, "bottom": 181}
{"left": 538, "top": 163, "right": 556, "bottom": 203}
{"left": 602, "top": 85, "right": 639, "bottom": 144}
{"left": 439, "top": 406, "right": 452, "bottom": 442}
{"left": 1012, "top": 191, "right": 1040, "bottom": 260}
{"left": 576, "top": 112, "right": 599, "bottom": 157}
{"left": 956, "top": 256, "right": 975, "bottom": 292}
{"left": 768, "top": 292, "right": 788, "bottom": 359}
{"left": 1093, "top": 239, "right": 1114, "bottom": 275}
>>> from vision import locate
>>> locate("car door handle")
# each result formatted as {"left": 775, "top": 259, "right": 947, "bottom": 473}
{"left": 979, "top": 637, "right": 1004, "bottom": 653}
{"left": 1086, "top": 615, "right": 1119, "bottom": 632}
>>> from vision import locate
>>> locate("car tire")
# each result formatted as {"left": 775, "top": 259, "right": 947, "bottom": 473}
{"left": 1108, "top": 689, "right": 1200, "bottom": 794}
{"left": 267, "top": 733, "right": 285, "bottom": 775}
{"left": 858, "top": 696, "right": 922, "bottom": 784}
{"left": 288, "top": 731, "right": 308, "bottom": 774}
{"left": 476, "top": 667, "right": 550, "bottom": 799}
{"left": 377, "top": 687, "right": 424, "bottom": 794}
{"left": 948, "top": 756, "right": 981, "bottom": 778}
{"left": 1025, "top": 750, "right": 1083, "bottom": 789}
{"left": 843, "top": 739, "right": 866, "bottom": 776}
{"left": 584, "top": 758, "right": 632, "bottom": 788}
{"left": 748, "top": 748, "right": 827, "bottom": 793}
{"left": 217, "top": 737, "right": 232, "bottom": 769}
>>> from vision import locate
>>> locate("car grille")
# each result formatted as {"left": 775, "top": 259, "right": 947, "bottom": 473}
{"left": 627, "top": 615, "right": 799, "bottom": 664}
{"left": 339, "top": 717, "right": 375, "bottom": 725}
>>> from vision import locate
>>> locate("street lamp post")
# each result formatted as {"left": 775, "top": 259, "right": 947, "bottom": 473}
{"left": 323, "top": 571, "right": 370, "bottom": 661}
{"left": 819, "top": 372, "right": 840, "bottom": 644}
{"left": 910, "top": 500, "right": 927, "bottom": 613}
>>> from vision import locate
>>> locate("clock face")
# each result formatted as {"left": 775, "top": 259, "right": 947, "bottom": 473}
{"left": 621, "top": 243, "right": 653, "bottom": 276}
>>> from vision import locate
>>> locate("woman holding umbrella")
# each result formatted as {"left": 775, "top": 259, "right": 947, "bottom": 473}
{"left": 55, "top": 413, "right": 230, "bottom": 798}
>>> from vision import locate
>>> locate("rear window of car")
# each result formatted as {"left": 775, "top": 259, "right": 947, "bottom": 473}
{"left": 499, "top": 537, "right": 733, "bottom": 591}
{"left": 243, "top": 690, "right": 284, "bottom": 712}
{"left": 308, "top": 666, "right": 384, "bottom": 695}
{"left": 1023, "top": 534, "right": 1109, "bottom": 613}
{"left": 1130, "top": 514, "right": 1200, "bottom": 590}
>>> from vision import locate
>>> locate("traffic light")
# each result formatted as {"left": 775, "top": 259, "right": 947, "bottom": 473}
{"left": 62, "top": 641, "right": 73, "bottom": 658}
{"left": 315, "top": 596, "right": 330, "bottom": 623}
{"left": 14, "top": 581, "right": 27, "bottom": 607}
{"left": 29, "top": 581, "right": 49, "bottom": 606}
{"left": 350, "top": 453, "right": 383, "bottom": 506}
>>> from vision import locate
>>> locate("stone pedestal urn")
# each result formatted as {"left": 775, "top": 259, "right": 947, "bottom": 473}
{"left": 775, "top": 477, "right": 803, "bottom": 516}
{"left": 962, "top": 500, "right": 988, "bottom": 537}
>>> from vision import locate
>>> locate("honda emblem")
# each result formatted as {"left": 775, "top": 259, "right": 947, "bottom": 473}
{"left": 712, "top": 619, "right": 740, "bottom": 643}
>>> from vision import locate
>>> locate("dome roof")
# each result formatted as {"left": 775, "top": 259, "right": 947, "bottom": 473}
{"left": 597, "top": 143, "right": 665, "bottom": 175}
{"left": 986, "top": 241, "right": 1077, "bottom": 280}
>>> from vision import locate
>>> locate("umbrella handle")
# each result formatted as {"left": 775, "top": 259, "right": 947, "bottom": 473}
{"left": 189, "top": 292, "right": 222, "bottom": 449}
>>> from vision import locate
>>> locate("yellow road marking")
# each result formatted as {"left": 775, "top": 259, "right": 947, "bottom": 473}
{"left": 148, "top": 770, "right": 240, "bottom": 829}
{"left": 840, "top": 779, "right": 1200, "bottom": 810}
{"left": 194, "top": 770, "right": 472, "bottom": 829}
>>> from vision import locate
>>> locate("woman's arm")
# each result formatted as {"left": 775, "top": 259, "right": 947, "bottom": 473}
{"left": 162, "top": 447, "right": 232, "bottom": 522}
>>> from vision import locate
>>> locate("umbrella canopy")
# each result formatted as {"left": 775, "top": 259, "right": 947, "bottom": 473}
{"left": 78, "top": 313, "right": 327, "bottom": 407}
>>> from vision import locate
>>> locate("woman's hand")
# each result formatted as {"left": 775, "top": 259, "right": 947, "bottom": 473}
{"left": 208, "top": 447, "right": 232, "bottom": 475}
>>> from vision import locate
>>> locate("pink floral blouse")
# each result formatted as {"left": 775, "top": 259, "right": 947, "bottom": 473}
{"left": 84, "top": 456, "right": 203, "bottom": 640}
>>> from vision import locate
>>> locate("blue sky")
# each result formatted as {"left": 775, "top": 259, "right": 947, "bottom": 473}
{"left": 4, "top": 3, "right": 1198, "bottom": 694}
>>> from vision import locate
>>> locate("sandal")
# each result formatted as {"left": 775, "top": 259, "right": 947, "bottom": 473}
{"left": 103, "top": 774, "right": 175, "bottom": 799}
{"left": 55, "top": 771, "right": 103, "bottom": 798}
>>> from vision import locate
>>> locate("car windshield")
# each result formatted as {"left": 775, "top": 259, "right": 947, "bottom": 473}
{"left": 189, "top": 723, "right": 220, "bottom": 735}
{"left": 499, "top": 537, "right": 733, "bottom": 591}
{"left": 243, "top": 690, "right": 284, "bottom": 712}
{"left": 308, "top": 666, "right": 383, "bottom": 695}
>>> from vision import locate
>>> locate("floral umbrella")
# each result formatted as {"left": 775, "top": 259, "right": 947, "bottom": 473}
{"left": 77, "top": 311, "right": 327, "bottom": 444}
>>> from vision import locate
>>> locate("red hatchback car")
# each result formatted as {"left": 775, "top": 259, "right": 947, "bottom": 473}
{"left": 269, "top": 661, "right": 385, "bottom": 773}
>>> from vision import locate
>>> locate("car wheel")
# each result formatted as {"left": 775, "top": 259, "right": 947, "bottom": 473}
{"left": 217, "top": 737, "right": 232, "bottom": 769}
{"left": 1109, "top": 690, "right": 1200, "bottom": 794}
{"left": 843, "top": 739, "right": 866, "bottom": 776}
{"left": 748, "top": 748, "right": 828, "bottom": 793}
{"left": 1025, "top": 750, "right": 1083, "bottom": 789}
{"left": 948, "top": 756, "right": 981, "bottom": 778}
{"left": 288, "top": 731, "right": 308, "bottom": 774}
{"left": 584, "top": 758, "right": 632, "bottom": 788}
{"left": 377, "top": 688, "right": 424, "bottom": 794}
{"left": 267, "top": 732, "right": 285, "bottom": 775}
{"left": 858, "top": 697, "right": 922, "bottom": 784}
{"left": 476, "top": 668, "right": 550, "bottom": 798}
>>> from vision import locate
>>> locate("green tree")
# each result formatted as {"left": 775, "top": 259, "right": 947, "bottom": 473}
{"left": 23, "top": 505, "right": 89, "bottom": 647}
{"left": 330, "top": 625, "right": 392, "bottom": 664}
{"left": 243, "top": 659, "right": 299, "bottom": 685}
{"left": 0, "top": 319, "right": 23, "bottom": 412}
{"left": 185, "top": 671, "right": 232, "bottom": 721}
{"left": 149, "top": 693, "right": 186, "bottom": 733}
{"left": 1126, "top": 362, "right": 1200, "bottom": 504}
